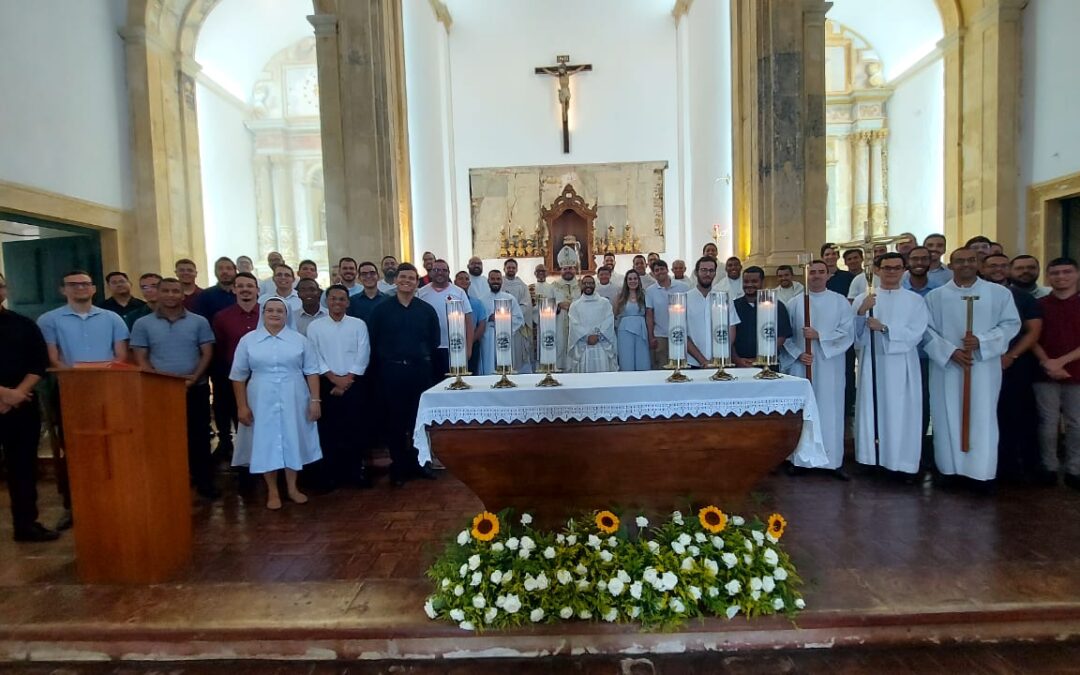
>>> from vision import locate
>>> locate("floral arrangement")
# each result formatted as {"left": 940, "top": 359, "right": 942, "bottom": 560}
{"left": 424, "top": 507, "right": 804, "bottom": 631}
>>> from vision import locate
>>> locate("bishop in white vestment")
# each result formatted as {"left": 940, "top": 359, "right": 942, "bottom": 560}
{"left": 566, "top": 277, "right": 619, "bottom": 373}
{"left": 782, "top": 262, "right": 855, "bottom": 471}
{"left": 478, "top": 272, "right": 525, "bottom": 376}
{"left": 923, "top": 250, "right": 1021, "bottom": 481}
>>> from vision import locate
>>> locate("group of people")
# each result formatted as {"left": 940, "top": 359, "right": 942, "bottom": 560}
{"left": 1, "top": 231, "right": 1078, "bottom": 543}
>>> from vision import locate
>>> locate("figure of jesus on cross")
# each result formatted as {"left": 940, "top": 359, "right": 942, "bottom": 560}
{"left": 535, "top": 55, "right": 592, "bottom": 154}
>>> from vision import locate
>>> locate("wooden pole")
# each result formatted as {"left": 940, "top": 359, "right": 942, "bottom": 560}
{"left": 961, "top": 295, "right": 979, "bottom": 453}
{"left": 802, "top": 255, "right": 813, "bottom": 383}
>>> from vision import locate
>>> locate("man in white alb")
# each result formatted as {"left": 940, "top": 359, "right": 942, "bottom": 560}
{"left": 851, "top": 252, "right": 929, "bottom": 476}
{"left": 501, "top": 259, "right": 533, "bottom": 373}
{"left": 566, "top": 275, "right": 619, "bottom": 373}
{"left": 478, "top": 270, "right": 525, "bottom": 375}
{"left": 924, "top": 247, "right": 1021, "bottom": 483}
{"left": 782, "top": 260, "right": 854, "bottom": 477}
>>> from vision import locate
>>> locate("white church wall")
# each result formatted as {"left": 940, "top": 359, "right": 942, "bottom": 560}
{"left": 196, "top": 83, "right": 259, "bottom": 266}
{"left": 444, "top": 0, "right": 679, "bottom": 278}
{"left": 0, "top": 0, "right": 132, "bottom": 209}
{"left": 685, "top": 0, "right": 734, "bottom": 260}
{"left": 403, "top": 0, "right": 453, "bottom": 265}
{"left": 1019, "top": 0, "right": 1080, "bottom": 247}
{"left": 887, "top": 59, "right": 944, "bottom": 243}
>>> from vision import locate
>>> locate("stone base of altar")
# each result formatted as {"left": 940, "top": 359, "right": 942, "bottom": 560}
{"left": 2, "top": 469, "right": 1080, "bottom": 667}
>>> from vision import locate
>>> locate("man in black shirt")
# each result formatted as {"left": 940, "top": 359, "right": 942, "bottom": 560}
{"left": 0, "top": 273, "right": 59, "bottom": 542}
{"left": 732, "top": 266, "right": 792, "bottom": 369}
{"left": 99, "top": 271, "right": 148, "bottom": 330}
{"left": 367, "top": 263, "right": 441, "bottom": 486}
{"left": 822, "top": 243, "right": 855, "bottom": 296}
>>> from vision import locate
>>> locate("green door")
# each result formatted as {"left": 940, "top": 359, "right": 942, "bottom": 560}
{"left": 1, "top": 218, "right": 103, "bottom": 319}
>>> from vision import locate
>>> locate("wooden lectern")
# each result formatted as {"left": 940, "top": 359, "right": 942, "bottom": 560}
{"left": 54, "top": 366, "right": 192, "bottom": 583}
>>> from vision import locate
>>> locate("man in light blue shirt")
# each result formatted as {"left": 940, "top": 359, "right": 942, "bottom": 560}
{"left": 38, "top": 270, "right": 129, "bottom": 367}
{"left": 644, "top": 259, "right": 691, "bottom": 369}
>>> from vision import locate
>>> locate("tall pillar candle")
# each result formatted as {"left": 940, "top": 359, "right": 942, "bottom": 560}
{"left": 668, "top": 291, "right": 688, "bottom": 362}
{"left": 446, "top": 297, "right": 468, "bottom": 370}
{"left": 538, "top": 296, "right": 557, "bottom": 366}
{"left": 756, "top": 289, "right": 777, "bottom": 361}
{"left": 709, "top": 290, "right": 730, "bottom": 362}
{"left": 494, "top": 297, "right": 513, "bottom": 368}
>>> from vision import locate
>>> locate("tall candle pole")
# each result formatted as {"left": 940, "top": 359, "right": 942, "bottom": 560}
{"left": 535, "top": 297, "right": 562, "bottom": 387}
{"left": 664, "top": 292, "right": 690, "bottom": 383}
{"left": 754, "top": 288, "right": 782, "bottom": 380}
{"left": 797, "top": 252, "right": 813, "bottom": 383}
{"left": 492, "top": 296, "right": 517, "bottom": 389}
{"left": 708, "top": 290, "right": 735, "bottom": 381}
{"left": 445, "top": 297, "right": 471, "bottom": 390}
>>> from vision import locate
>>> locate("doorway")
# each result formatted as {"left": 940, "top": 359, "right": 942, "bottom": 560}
{"left": 0, "top": 213, "right": 104, "bottom": 319}
{"left": 1061, "top": 196, "right": 1080, "bottom": 260}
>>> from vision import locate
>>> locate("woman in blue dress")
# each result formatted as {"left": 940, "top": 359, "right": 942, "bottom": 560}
{"left": 230, "top": 298, "right": 322, "bottom": 510}
{"left": 614, "top": 270, "right": 650, "bottom": 371}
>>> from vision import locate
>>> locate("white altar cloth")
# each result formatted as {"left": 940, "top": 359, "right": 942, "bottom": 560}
{"left": 413, "top": 369, "right": 827, "bottom": 468}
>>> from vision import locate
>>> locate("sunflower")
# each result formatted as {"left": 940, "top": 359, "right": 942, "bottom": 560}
{"left": 698, "top": 506, "right": 728, "bottom": 534}
{"left": 595, "top": 510, "right": 620, "bottom": 534}
{"left": 767, "top": 513, "right": 787, "bottom": 540}
{"left": 471, "top": 511, "right": 500, "bottom": 542}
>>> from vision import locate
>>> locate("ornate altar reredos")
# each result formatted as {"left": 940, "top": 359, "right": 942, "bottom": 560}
{"left": 468, "top": 161, "right": 667, "bottom": 265}
{"left": 543, "top": 185, "right": 596, "bottom": 273}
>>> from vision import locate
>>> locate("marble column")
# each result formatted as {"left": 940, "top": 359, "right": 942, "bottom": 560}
{"left": 731, "top": 0, "right": 829, "bottom": 269}
{"left": 869, "top": 130, "right": 887, "bottom": 237}
{"left": 270, "top": 156, "right": 298, "bottom": 265}
{"left": 851, "top": 132, "right": 870, "bottom": 240}
{"left": 253, "top": 155, "right": 278, "bottom": 261}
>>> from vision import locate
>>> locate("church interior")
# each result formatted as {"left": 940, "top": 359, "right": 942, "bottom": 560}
{"left": 2, "top": 0, "right": 1080, "bottom": 672}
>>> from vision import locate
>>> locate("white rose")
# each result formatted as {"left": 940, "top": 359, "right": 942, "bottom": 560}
{"left": 672, "top": 511, "right": 684, "bottom": 525}
{"left": 454, "top": 585, "right": 464, "bottom": 597}
{"left": 556, "top": 534, "right": 566, "bottom": 544}
{"left": 441, "top": 578, "right": 451, "bottom": 589}
{"left": 703, "top": 559, "right": 719, "bottom": 576}
{"left": 630, "top": 581, "right": 643, "bottom": 599}
{"left": 767, "top": 533, "right": 779, "bottom": 544}
{"left": 744, "top": 540, "right": 754, "bottom": 552}
{"left": 459, "top": 563, "right": 468, "bottom": 578}
{"left": 681, "top": 557, "right": 694, "bottom": 571}
{"left": 762, "top": 576, "right": 776, "bottom": 593}
{"left": 557, "top": 569, "right": 573, "bottom": 585}
{"left": 502, "top": 570, "right": 513, "bottom": 583}
{"left": 670, "top": 598, "right": 686, "bottom": 614}
{"left": 596, "top": 579, "right": 607, "bottom": 592}
{"left": 520, "top": 536, "right": 535, "bottom": 550}
{"left": 530, "top": 608, "right": 545, "bottom": 622}
{"left": 618, "top": 569, "right": 631, "bottom": 582}
{"left": 630, "top": 606, "right": 641, "bottom": 618}
{"left": 642, "top": 567, "right": 658, "bottom": 584}
{"left": 503, "top": 593, "right": 522, "bottom": 613}
{"left": 763, "top": 548, "right": 779, "bottom": 567}
{"left": 688, "top": 545, "right": 700, "bottom": 557}
{"left": 588, "top": 534, "right": 602, "bottom": 549}
{"left": 449, "top": 608, "right": 465, "bottom": 621}
{"left": 774, "top": 567, "right": 788, "bottom": 581}
{"left": 491, "top": 542, "right": 505, "bottom": 552}
{"left": 468, "top": 554, "right": 482, "bottom": 570}
{"left": 566, "top": 534, "right": 578, "bottom": 545}
{"left": 678, "top": 533, "right": 692, "bottom": 545}
{"left": 695, "top": 532, "right": 707, "bottom": 543}
{"left": 671, "top": 541, "right": 686, "bottom": 555}
{"left": 424, "top": 598, "right": 437, "bottom": 619}
{"left": 560, "top": 607, "right": 574, "bottom": 619}
{"left": 472, "top": 594, "right": 486, "bottom": 609}
{"left": 520, "top": 513, "right": 533, "bottom": 525}
{"left": 578, "top": 609, "right": 592, "bottom": 620}
{"left": 608, "top": 577, "right": 625, "bottom": 596}
{"left": 577, "top": 579, "right": 590, "bottom": 590}
{"left": 661, "top": 571, "right": 678, "bottom": 591}
{"left": 707, "top": 585, "right": 719, "bottom": 598}
{"left": 725, "top": 580, "right": 741, "bottom": 595}
{"left": 575, "top": 564, "right": 588, "bottom": 576}
{"left": 795, "top": 598, "right": 806, "bottom": 609}
{"left": 711, "top": 536, "right": 725, "bottom": 549}
{"left": 750, "top": 590, "right": 761, "bottom": 601}
{"left": 457, "top": 530, "right": 470, "bottom": 545}
{"left": 732, "top": 515, "right": 745, "bottom": 526}
{"left": 752, "top": 530, "right": 765, "bottom": 544}
{"left": 506, "top": 537, "right": 520, "bottom": 551}
{"left": 688, "top": 585, "right": 702, "bottom": 600}
{"left": 603, "top": 607, "right": 618, "bottom": 622}
{"left": 725, "top": 605, "right": 740, "bottom": 619}
{"left": 543, "top": 546, "right": 556, "bottom": 559}
{"left": 485, "top": 606, "right": 498, "bottom": 623}
{"left": 470, "top": 571, "right": 482, "bottom": 586}
{"left": 750, "top": 577, "right": 763, "bottom": 591}
{"left": 743, "top": 554, "right": 752, "bottom": 566}
{"left": 722, "top": 553, "right": 738, "bottom": 568}
{"left": 524, "top": 575, "right": 538, "bottom": 592}
{"left": 772, "top": 597, "right": 785, "bottom": 611}
{"left": 495, "top": 595, "right": 506, "bottom": 608}
{"left": 647, "top": 540, "right": 660, "bottom": 553}
{"left": 459, "top": 620, "right": 474, "bottom": 631}
{"left": 636, "top": 516, "right": 649, "bottom": 528}
{"left": 490, "top": 570, "right": 503, "bottom": 585}
{"left": 519, "top": 548, "right": 531, "bottom": 560}
{"left": 599, "top": 550, "right": 613, "bottom": 562}
{"left": 607, "top": 536, "right": 618, "bottom": 548}
{"left": 536, "top": 572, "right": 549, "bottom": 590}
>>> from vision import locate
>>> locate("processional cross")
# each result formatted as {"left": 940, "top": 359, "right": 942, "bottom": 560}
{"left": 534, "top": 54, "right": 592, "bottom": 154}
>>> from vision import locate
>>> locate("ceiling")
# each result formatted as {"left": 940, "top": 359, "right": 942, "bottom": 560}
{"left": 828, "top": 0, "right": 944, "bottom": 80}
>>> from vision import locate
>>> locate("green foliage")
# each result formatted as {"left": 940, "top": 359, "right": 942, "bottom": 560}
{"left": 424, "top": 508, "right": 805, "bottom": 631}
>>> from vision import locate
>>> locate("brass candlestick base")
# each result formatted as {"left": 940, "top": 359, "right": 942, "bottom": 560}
{"left": 536, "top": 363, "right": 562, "bottom": 387}
{"left": 663, "top": 358, "right": 691, "bottom": 383}
{"left": 753, "top": 358, "right": 782, "bottom": 380}
{"left": 445, "top": 367, "right": 472, "bottom": 390}
{"left": 492, "top": 365, "right": 518, "bottom": 389}
{"left": 707, "top": 358, "right": 735, "bottom": 381}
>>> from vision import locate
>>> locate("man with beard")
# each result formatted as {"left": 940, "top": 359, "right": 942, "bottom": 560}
{"left": 478, "top": 270, "right": 524, "bottom": 375}
{"left": 714, "top": 256, "right": 745, "bottom": 300}
{"left": 982, "top": 253, "right": 1044, "bottom": 482}
{"left": 99, "top": 271, "right": 147, "bottom": 330}
{"left": 732, "top": 266, "right": 792, "bottom": 369}
{"left": 417, "top": 258, "right": 474, "bottom": 377}
{"left": 419, "top": 251, "right": 436, "bottom": 287}
{"left": 552, "top": 265, "right": 582, "bottom": 368}
{"left": 377, "top": 256, "right": 398, "bottom": 294}
{"left": 466, "top": 257, "right": 489, "bottom": 302}
{"left": 211, "top": 272, "right": 261, "bottom": 462}
{"left": 336, "top": 257, "right": 364, "bottom": 297}
{"left": 903, "top": 246, "right": 942, "bottom": 469}
{"left": 603, "top": 252, "right": 623, "bottom": 287}
{"left": 501, "top": 259, "right": 533, "bottom": 372}
{"left": 566, "top": 275, "right": 618, "bottom": 373}
{"left": 1010, "top": 255, "right": 1051, "bottom": 299}
{"left": 773, "top": 265, "right": 804, "bottom": 304}
{"left": 922, "top": 234, "right": 952, "bottom": 287}
{"left": 686, "top": 256, "right": 740, "bottom": 369}
{"left": 194, "top": 257, "right": 238, "bottom": 322}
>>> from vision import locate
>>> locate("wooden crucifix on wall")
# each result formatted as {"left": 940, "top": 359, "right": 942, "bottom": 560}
{"left": 534, "top": 55, "right": 592, "bottom": 154}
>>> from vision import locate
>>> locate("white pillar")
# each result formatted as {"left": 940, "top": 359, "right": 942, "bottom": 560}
{"left": 851, "top": 132, "right": 871, "bottom": 240}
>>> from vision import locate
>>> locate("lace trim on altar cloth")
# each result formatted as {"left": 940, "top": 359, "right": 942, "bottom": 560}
{"left": 417, "top": 396, "right": 808, "bottom": 428}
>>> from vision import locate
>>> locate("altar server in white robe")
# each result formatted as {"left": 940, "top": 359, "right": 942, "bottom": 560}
{"left": 566, "top": 276, "right": 619, "bottom": 373}
{"left": 551, "top": 265, "right": 581, "bottom": 369}
{"left": 851, "top": 253, "right": 929, "bottom": 474}
{"left": 501, "top": 259, "right": 534, "bottom": 373}
{"left": 478, "top": 270, "right": 525, "bottom": 375}
{"left": 923, "top": 247, "right": 1021, "bottom": 481}
{"left": 782, "top": 260, "right": 855, "bottom": 474}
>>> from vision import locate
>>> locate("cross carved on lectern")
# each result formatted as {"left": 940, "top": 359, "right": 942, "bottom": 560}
{"left": 534, "top": 54, "right": 592, "bottom": 154}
